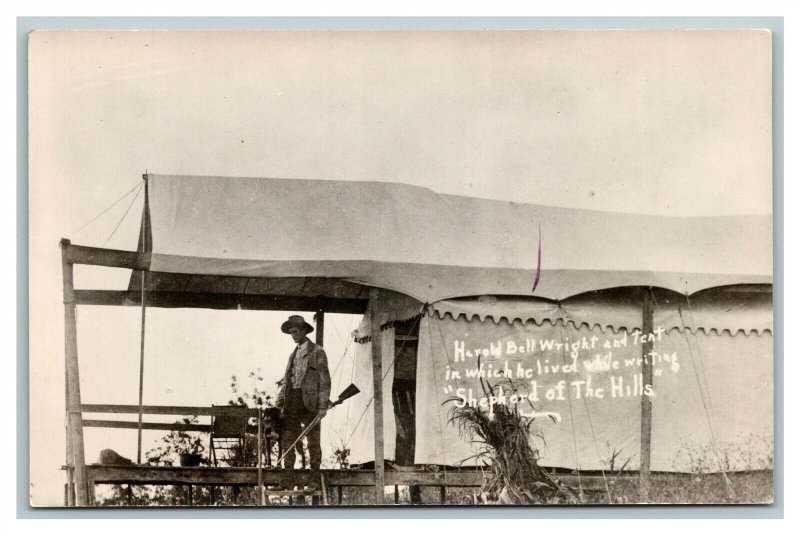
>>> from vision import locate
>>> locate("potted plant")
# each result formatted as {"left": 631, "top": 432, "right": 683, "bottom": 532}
{"left": 179, "top": 451, "right": 204, "bottom": 467}
{"left": 175, "top": 426, "right": 206, "bottom": 467}
{"left": 146, "top": 417, "right": 206, "bottom": 467}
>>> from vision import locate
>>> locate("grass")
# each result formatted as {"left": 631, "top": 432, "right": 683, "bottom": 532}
{"left": 581, "top": 470, "right": 773, "bottom": 505}
{"left": 95, "top": 469, "right": 773, "bottom": 506}
{"left": 276, "top": 470, "right": 773, "bottom": 505}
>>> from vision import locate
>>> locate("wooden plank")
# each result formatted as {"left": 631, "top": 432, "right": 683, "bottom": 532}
{"left": 639, "top": 288, "right": 655, "bottom": 499}
{"left": 262, "top": 490, "right": 322, "bottom": 497}
{"left": 85, "top": 465, "right": 631, "bottom": 491}
{"left": 63, "top": 240, "right": 150, "bottom": 270}
{"left": 81, "top": 404, "right": 257, "bottom": 416}
{"left": 61, "top": 241, "right": 89, "bottom": 506}
{"left": 85, "top": 466, "right": 458, "bottom": 487}
{"left": 88, "top": 466, "right": 312, "bottom": 486}
{"left": 384, "top": 471, "right": 479, "bottom": 487}
{"left": 369, "top": 289, "right": 386, "bottom": 504}
{"left": 72, "top": 289, "right": 367, "bottom": 314}
{"left": 83, "top": 420, "right": 212, "bottom": 432}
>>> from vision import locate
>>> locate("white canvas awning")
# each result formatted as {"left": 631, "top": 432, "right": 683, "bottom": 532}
{"left": 132, "top": 174, "right": 772, "bottom": 304}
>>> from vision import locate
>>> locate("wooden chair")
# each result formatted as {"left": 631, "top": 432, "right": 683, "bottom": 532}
{"left": 209, "top": 405, "right": 251, "bottom": 467}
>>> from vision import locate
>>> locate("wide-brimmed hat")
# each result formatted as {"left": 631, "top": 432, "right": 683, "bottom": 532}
{"left": 281, "top": 315, "right": 314, "bottom": 335}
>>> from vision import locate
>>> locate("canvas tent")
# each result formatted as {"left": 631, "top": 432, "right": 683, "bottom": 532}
{"left": 61, "top": 173, "right": 773, "bottom": 504}
{"left": 131, "top": 174, "right": 770, "bottom": 303}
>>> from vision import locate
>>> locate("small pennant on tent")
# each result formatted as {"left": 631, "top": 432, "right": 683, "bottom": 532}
{"left": 532, "top": 220, "right": 542, "bottom": 293}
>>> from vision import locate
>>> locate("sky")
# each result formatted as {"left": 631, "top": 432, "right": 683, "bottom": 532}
{"left": 27, "top": 29, "right": 772, "bottom": 505}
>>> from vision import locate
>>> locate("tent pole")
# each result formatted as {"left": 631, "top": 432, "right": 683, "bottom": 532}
{"left": 136, "top": 270, "right": 147, "bottom": 464}
{"left": 369, "top": 289, "right": 386, "bottom": 504}
{"left": 60, "top": 239, "right": 89, "bottom": 506}
{"left": 135, "top": 176, "right": 150, "bottom": 464}
{"left": 638, "top": 288, "right": 655, "bottom": 499}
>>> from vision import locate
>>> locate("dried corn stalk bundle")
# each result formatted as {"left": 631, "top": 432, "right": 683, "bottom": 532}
{"left": 447, "top": 371, "right": 580, "bottom": 505}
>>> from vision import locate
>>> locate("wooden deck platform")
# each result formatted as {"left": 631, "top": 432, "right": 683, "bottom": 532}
{"left": 82, "top": 464, "right": 629, "bottom": 505}
{"left": 87, "top": 465, "right": 485, "bottom": 489}
{"left": 77, "top": 464, "right": 764, "bottom": 505}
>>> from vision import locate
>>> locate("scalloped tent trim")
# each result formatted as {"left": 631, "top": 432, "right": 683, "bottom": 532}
{"left": 429, "top": 309, "right": 772, "bottom": 337}
{"left": 427, "top": 286, "right": 773, "bottom": 337}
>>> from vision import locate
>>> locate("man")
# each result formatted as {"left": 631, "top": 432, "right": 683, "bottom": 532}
{"left": 275, "top": 315, "right": 332, "bottom": 472}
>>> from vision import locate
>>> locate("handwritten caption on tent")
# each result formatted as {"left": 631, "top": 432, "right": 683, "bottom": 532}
{"left": 441, "top": 327, "right": 680, "bottom": 420}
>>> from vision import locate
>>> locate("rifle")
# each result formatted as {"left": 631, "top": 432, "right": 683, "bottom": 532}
{"left": 276, "top": 383, "right": 360, "bottom": 466}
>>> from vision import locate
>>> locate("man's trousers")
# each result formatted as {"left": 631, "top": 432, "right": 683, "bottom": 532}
{"left": 281, "top": 388, "right": 322, "bottom": 470}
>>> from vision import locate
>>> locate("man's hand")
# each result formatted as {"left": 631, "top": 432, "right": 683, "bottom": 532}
{"left": 318, "top": 408, "right": 328, "bottom": 419}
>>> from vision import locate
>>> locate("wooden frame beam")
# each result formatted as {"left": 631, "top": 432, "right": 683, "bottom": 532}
{"left": 638, "top": 288, "right": 655, "bottom": 498}
{"left": 61, "top": 241, "right": 368, "bottom": 314}
{"left": 369, "top": 289, "right": 386, "bottom": 504}
{"left": 72, "top": 290, "right": 367, "bottom": 314}
{"left": 63, "top": 240, "right": 150, "bottom": 270}
{"left": 81, "top": 404, "right": 259, "bottom": 416}
{"left": 83, "top": 420, "right": 212, "bottom": 432}
{"left": 61, "top": 241, "right": 89, "bottom": 506}
{"left": 85, "top": 465, "right": 649, "bottom": 492}
{"left": 86, "top": 466, "right": 483, "bottom": 488}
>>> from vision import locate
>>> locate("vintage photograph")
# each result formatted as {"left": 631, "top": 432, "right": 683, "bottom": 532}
{"left": 28, "top": 29, "right": 773, "bottom": 507}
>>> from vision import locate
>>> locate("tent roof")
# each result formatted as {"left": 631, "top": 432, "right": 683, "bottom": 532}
{"left": 135, "top": 174, "right": 772, "bottom": 303}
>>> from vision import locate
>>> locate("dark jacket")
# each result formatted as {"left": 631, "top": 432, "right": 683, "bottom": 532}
{"left": 275, "top": 340, "right": 332, "bottom": 413}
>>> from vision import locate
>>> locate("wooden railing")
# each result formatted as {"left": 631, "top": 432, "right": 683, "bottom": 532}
{"left": 80, "top": 404, "right": 260, "bottom": 433}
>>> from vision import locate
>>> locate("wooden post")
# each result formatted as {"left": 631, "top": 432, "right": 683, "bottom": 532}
{"left": 257, "top": 407, "right": 265, "bottom": 505}
{"left": 315, "top": 311, "right": 325, "bottom": 346}
{"left": 312, "top": 310, "right": 325, "bottom": 507}
{"left": 638, "top": 288, "right": 655, "bottom": 499}
{"left": 88, "top": 478, "right": 96, "bottom": 505}
{"left": 369, "top": 289, "right": 386, "bottom": 504}
{"left": 337, "top": 485, "right": 343, "bottom": 504}
{"left": 320, "top": 472, "right": 329, "bottom": 505}
{"left": 61, "top": 240, "right": 89, "bottom": 506}
{"left": 64, "top": 350, "right": 74, "bottom": 506}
